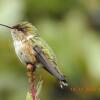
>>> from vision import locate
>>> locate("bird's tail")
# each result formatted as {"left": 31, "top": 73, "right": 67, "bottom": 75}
{"left": 59, "top": 77, "right": 68, "bottom": 88}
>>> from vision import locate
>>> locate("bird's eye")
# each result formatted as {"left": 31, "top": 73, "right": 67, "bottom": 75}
{"left": 17, "top": 28, "right": 24, "bottom": 32}
{"left": 13, "top": 25, "right": 25, "bottom": 32}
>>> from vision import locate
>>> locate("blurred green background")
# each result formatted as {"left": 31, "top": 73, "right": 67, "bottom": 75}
{"left": 0, "top": 0, "right": 100, "bottom": 100}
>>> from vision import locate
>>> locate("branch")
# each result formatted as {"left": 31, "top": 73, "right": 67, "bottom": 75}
{"left": 26, "top": 64, "right": 43, "bottom": 100}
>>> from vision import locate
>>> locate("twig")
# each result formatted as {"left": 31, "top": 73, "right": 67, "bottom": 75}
{"left": 26, "top": 64, "right": 43, "bottom": 100}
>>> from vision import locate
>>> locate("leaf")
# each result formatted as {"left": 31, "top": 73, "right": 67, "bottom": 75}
{"left": 26, "top": 92, "right": 33, "bottom": 100}
{"left": 36, "top": 80, "right": 43, "bottom": 98}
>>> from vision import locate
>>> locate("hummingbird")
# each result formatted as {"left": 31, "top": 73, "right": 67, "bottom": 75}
{"left": 0, "top": 22, "right": 68, "bottom": 88}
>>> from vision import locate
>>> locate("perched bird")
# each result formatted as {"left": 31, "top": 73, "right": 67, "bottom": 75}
{"left": 0, "top": 22, "right": 68, "bottom": 88}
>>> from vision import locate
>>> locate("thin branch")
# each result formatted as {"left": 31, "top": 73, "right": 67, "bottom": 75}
{"left": 26, "top": 64, "right": 43, "bottom": 100}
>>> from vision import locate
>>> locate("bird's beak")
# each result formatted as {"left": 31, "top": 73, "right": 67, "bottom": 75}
{"left": 0, "top": 24, "right": 13, "bottom": 29}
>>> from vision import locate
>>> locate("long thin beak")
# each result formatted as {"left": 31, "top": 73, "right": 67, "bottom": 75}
{"left": 0, "top": 24, "right": 13, "bottom": 29}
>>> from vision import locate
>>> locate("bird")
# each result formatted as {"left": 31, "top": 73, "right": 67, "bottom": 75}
{"left": 0, "top": 22, "right": 68, "bottom": 88}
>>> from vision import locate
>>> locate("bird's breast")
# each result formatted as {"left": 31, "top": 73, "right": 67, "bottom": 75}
{"left": 14, "top": 40, "right": 36, "bottom": 65}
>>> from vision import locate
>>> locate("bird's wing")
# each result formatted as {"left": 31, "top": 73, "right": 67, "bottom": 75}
{"left": 33, "top": 45, "right": 65, "bottom": 81}
{"left": 32, "top": 37, "right": 62, "bottom": 73}
{"left": 32, "top": 37, "right": 68, "bottom": 87}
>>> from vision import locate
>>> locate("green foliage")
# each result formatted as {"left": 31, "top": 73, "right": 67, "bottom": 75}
{"left": 26, "top": 92, "right": 32, "bottom": 100}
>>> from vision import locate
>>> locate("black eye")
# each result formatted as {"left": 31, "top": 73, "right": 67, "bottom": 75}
{"left": 13, "top": 25, "right": 27, "bottom": 32}
{"left": 17, "top": 28, "right": 25, "bottom": 32}
{"left": 14, "top": 26, "right": 25, "bottom": 32}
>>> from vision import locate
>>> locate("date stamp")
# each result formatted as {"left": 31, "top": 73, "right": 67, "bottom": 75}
{"left": 69, "top": 87, "right": 100, "bottom": 93}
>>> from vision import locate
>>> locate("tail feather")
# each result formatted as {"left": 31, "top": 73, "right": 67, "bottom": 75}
{"left": 59, "top": 79, "right": 68, "bottom": 88}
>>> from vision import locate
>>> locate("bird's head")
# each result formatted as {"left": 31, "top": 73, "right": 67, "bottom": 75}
{"left": 0, "top": 22, "right": 38, "bottom": 41}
